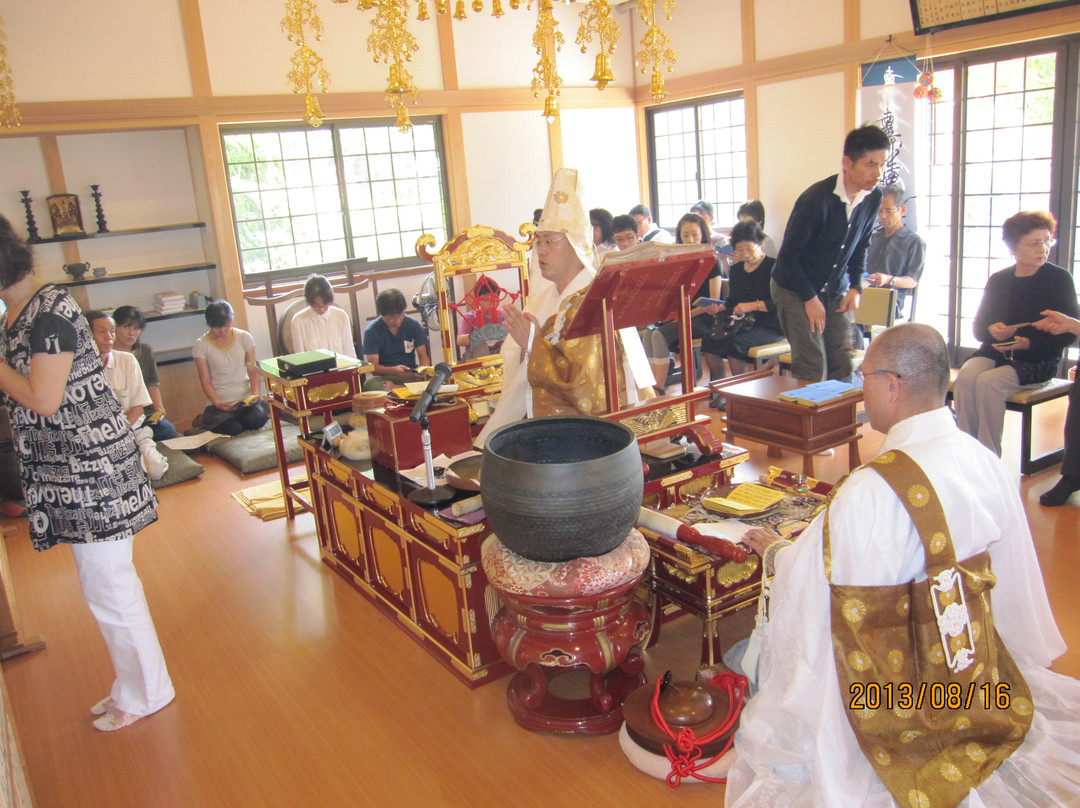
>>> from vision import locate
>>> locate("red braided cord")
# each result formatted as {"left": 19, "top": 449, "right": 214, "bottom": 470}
{"left": 647, "top": 673, "right": 747, "bottom": 787}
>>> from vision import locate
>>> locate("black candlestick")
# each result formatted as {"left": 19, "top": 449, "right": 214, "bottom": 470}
{"left": 90, "top": 184, "right": 108, "bottom": 233}
{"left": 20, "top": 191, "right": 40, "bottom": 242}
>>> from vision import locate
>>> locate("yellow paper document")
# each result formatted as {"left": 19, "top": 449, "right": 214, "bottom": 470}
{"left": 704, "top": 482, "right": 787, "bottom": 513}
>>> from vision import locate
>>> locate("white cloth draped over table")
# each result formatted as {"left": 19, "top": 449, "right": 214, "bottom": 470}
{"left": 725, "top": 407, "right": 1080, "bottom": 808}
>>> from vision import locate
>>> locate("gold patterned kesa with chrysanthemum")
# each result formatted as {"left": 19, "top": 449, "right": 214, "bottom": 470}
{"left": 282, "top": 0, "right": 332, "bottom": 127}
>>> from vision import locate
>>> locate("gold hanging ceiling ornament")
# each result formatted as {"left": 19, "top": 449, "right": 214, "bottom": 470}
{"left": 576, "top": 0, "right": 619, "bottom": 91}
{"left": 636, "top": 0, "right": 677, "bottom": 103}
{"left": 365, "top": 0, "right": 421, "bottom": 132}
{"left": 531, "top": 0, "right": 564, "bottom": 124}
{"left": 282, "top": 0, "right": 333, "bottom": 127}
{"left": 0, "top": 15, "right": 21, "bottom": 129}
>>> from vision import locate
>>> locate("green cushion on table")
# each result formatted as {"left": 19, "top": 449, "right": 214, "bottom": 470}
{"left": 207, "top": 423, "right": 304, "bottom": 475}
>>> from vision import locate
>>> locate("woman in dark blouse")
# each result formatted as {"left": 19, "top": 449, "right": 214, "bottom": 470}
{"left": 700, "top": 219, "right": 784, "bottom": 396}
{"left": 954, "top": 211, "right": 1078, "bottom": 456}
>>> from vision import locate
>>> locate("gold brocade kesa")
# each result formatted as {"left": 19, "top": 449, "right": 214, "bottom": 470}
{"left": 826, "top": 450, "right": 1032, "bottom": 808}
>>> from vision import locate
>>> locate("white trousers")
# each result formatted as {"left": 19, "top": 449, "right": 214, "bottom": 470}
{"left": 954, "top": 357, "right": 1039, "bottom": 456}
{"left": 69, "top": 538, "right": 175, "bottom": 716}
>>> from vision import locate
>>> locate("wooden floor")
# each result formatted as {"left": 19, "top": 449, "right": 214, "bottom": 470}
{"left": 3, "top": 399, "right": 1078, "bottom": 808}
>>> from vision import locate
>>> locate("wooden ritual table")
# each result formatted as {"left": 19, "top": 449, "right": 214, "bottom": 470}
{"left": 718, "top": 373, "right": 863, "bottom": 478}
{"left": 639, "top": 470, "right": 830, "bottom": 666}
{"left": 256, "top": 356, "right": 370, "bottom": 519}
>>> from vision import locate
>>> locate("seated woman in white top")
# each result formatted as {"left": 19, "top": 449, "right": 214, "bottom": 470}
{"left": 86, "top": 310, "right": 169, "bottom": 480}
{"left": 192, "top": 300, "right": 268, "bottom": 436}
{"left": 290, "top": 274, "right": 357, "bottom": 357}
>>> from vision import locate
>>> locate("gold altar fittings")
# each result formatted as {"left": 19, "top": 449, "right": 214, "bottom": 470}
{"left": 560, "top": 243, "right": 726, "bottom": 455}
{"left": 415, "top": 223, "right": 532, "bottom": 401}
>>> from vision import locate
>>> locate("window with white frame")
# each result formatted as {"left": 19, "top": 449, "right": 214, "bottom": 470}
{"left": 221, "top": 118, "right": 451, "bottom": 277}
{"left": 646, "top": 94, "right": 748, "bottom": 232}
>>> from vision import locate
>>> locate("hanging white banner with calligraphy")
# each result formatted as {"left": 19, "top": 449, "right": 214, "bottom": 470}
{"left": 859, "top": 57, "right": 922, "bottom": 229}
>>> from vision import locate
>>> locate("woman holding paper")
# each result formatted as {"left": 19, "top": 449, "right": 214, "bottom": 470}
{"left": 953, "top": 211, "right": 1078, "bottom": 455}
{"left": 192, "top": 300, "right": 268, "bottom": 435}
{"left": 700, "top": 219, "right": 785, "bottom": 399}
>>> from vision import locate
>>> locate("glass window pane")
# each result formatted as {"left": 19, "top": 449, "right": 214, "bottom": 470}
{"left": 256, "top": 161, "right": 286, "bottom": 190}
{"left": 223, "top": 118, "right": 450, "bottom": 275}
{"left": 280, "top": 131, "right": 309, "bottom": 159}
{"left": 1024, "top": 53, "right": 1056, "bottom": 90}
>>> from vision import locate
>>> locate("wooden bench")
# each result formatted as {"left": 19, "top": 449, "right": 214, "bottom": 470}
{"left": 947, "top": 377, "right": 1073, "bottom": 475}
{"left": 747, "top": 339, "right": 790, "bottom": 371}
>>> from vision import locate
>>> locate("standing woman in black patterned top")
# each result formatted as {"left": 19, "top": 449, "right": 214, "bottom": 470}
{"left": 0, "top": 215, "right": 174, "bottom": 732}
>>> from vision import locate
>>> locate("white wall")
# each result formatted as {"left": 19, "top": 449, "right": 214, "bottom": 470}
{"left": 4, "top": 0, "right": 192, "bottom": 102}
{"left": 559, "top": 107, "right": 640, "bottom": 216}
{"left": 662, "top": 0, "right": 743, "bottom": 75}
{"left": 755, "top": 0, "right": 844, "bottom": 61}
{"left": 756, "top": 72, "right": 848, "bottom": 245}
{"left": 460, "top": 110, "right": 553, "bottom": 235}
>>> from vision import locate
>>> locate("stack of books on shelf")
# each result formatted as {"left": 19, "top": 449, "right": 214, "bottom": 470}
{"left": 777, "top": 379, "right": 860, "bottom": 406}
{"left": 153, "top": 292, "right": 187, "bottom": 315}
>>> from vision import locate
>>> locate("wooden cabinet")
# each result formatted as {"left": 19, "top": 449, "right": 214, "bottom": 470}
{"left": 301, "top": 438, "right": 509, "bottom": 688}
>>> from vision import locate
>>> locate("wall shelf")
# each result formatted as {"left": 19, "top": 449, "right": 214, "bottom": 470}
{"left": 145, "top": 307, "right": 206, "bottom": 323}
{"left": 61, "top": 262, "right": 216, "bottom": 288}
{"left": 28, "top": 221, "right": 207, "bottom": 245}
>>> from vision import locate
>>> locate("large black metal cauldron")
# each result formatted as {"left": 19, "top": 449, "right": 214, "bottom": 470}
{"left": 481, "top": 416, "right": 643, "bottom": 562}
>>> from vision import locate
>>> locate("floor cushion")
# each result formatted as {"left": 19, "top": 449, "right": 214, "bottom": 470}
{"left": 207, "top": 423, "right": 304, "bottom": 475}
{"left": 151, "top": 444, "right": 206, "bottom": 489}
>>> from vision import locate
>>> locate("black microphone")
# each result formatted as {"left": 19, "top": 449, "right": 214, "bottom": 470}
{"left": 409, "top": 362, "right": 454, "bottom": 422}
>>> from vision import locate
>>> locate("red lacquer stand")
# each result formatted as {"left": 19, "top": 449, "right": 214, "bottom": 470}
{"left": 489, "top": 575, "right": 651, "bottom": 735}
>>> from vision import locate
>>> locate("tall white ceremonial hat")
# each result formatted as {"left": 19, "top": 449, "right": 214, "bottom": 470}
{"left": 537, "top": 167, "right": 595, "bottom": 272}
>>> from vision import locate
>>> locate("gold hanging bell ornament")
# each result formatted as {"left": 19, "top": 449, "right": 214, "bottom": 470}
{"left": 472, "top": 0, "right": 483, "bottom": 11}
{"left": 395, "top": 102, "right": 412, "bottom": 132}
{"left": 386, "top": 62, "right": 410, "bottom": 94}
{"left": 542, "top": 95, "right": 559, "bottom": 124}
{"left": 491, "top": 0, "right": 504, "bottom": 17}
{"left": 590, "top": 52, "right": 614, "bottom": 90}
{"left": 417, "top": 0, "right": 430, "bottom": 20}
{"left": 436, "top": 0, "right": 448, "bottom": 12}
{"left": 650, "top": 69, "right": 667, "bottom": 102}
{"left": 454, "top": 0, "right": 467, "bottom": 19}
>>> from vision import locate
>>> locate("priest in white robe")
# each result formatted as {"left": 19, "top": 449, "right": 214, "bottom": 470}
{"left": 728, "top": 322, "right": 1080, "bottom": 807}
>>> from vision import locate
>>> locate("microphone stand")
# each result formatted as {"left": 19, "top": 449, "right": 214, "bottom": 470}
{"left": 406, "top": 411, "right": 456, "bottom": 508}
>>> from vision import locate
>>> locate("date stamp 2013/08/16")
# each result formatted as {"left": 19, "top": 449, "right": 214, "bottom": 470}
{"left": 849, "top": 681, "right": 1012, "bottom": 711}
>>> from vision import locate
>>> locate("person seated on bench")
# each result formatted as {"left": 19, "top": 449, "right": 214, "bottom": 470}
{"left": 192, "top": 301, "right": 268, "bottom": 436}
{"left": 86, "top": 310, "right": 169, "bottom": 481}
{"left": 291, "top": 274, "right": 357, "bottom": 358}
{"left": 699, "top": 219, "right": 784, "bottom": 408}
{"left": 1033, "top": 309, "right": 1080, "bottom": 506}
{"left": 362, "top": 288, "right": 431, "bottom": 392}
{"left": 112, "top": 305, "right": 179, "bottom": 442}
{"left": 953, "top": 210, "right": 1078, "bottom": 456}
{"left": 639, "top": 213, "right": 723, "bottom": 389}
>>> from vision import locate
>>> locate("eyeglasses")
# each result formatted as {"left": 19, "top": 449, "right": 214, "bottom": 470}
{"left": 879, "top": 207, "right": 900, "bottom": 215}
{"left": 613, "top": 234, "right": 638, "bottom": 246}
{"left": 853, "top": 368, "right": 902, "bottom": 382}
{"left": 1019, "top": 238, "right": 1056, "bottom": 250}
{"left": 534, "top": 235, "right": 568, "bottom": 249}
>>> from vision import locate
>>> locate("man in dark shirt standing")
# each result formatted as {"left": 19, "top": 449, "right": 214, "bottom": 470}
{"left": 771, "top": 125, "right": 891, "bottom": 381}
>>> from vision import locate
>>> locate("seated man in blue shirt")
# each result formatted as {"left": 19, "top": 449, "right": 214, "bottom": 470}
{"left": 361, "top": 288, "right": 432, "bottom": 391}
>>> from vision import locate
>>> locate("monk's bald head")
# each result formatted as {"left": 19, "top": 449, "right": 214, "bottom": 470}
{"left": 865, "top": 323, "right": 950, "bottom": 408}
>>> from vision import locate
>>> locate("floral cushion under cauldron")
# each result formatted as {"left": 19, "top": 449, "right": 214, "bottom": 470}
{"left": 481, "top": 529, "right": 650, "bottom": 598}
